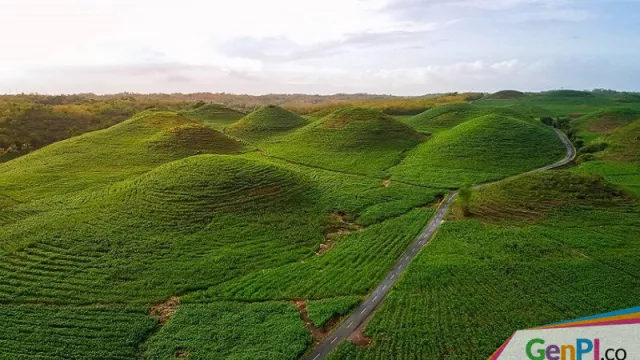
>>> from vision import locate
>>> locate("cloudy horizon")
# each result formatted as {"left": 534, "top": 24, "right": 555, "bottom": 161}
{"left": 1, "top": 0, "right": 639, "bottom": 95}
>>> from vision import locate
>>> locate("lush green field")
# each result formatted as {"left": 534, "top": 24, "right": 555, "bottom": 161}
{"left": 404, "top": 102, "right": 537, "bottom": 133}
{"left": 227, "top": 105, "right": 309, "bottom": 142}
{"left": 329, "top": 171, "right": 640, "bottom": 360}
{"left": 307, "top": 296, "right": 362, "bottom": 329}
{"left": 261, "top": 108, "right": 425, "bottom": 177}
{"left": 475, "top": 90, "right": 640, "bottom": 117}
{"left": 570, "top": 105, "right": 640, "bottom": 197}
{"left": 0, "top": 90, "right": 639, "bottom": 359}
{"left": 390, "top": 114, "right": 566, "bottom": 187}
{"left": 0, "top": 306, "right": 156, "bottom": 359}
{"left": 145, "top": 301, "right": 310, "bottom": 360}
{"left": 180, "top": 103, "right": 246, "bottom": 130}
{"left": 0, "top": 108, "right": 442, "bottom": 357}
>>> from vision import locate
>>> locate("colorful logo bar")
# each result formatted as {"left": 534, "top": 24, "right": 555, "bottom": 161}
{"left": 489, "top": 307, "right": 640, "bottom": 360}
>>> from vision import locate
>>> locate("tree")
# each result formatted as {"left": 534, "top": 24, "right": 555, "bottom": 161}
{"left": 459, "top": 181, "right": 473, "bottom": 217}
{"left": 540, "top": 117, "right": 554, "bottom": 126}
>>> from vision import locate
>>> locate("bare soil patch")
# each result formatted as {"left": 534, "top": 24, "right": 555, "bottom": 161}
{"left": 150, "top": 296, "right": 180, "bottom": 326}
{"left": 174, "top": 349, "right": 189, "bottom": 358}
{"left": 347, "top": 320, "right": 373, "bottom": 346}
{"left": 295, "top": 300, "right": 328, "bottom": 344}
{"left": 317, "top": 211, "right": 362, "bottom": 255}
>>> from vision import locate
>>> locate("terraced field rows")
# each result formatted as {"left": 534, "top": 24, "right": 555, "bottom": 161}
{"left": 186, "top": 208, "right": 434, "bottom": 302}
{"left": 0, "top": 306, "right": 155, "bottom": 359}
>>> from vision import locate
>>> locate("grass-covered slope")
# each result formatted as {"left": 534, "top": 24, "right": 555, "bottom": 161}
{"left": 390, "top": 114, "right": 566, "bottom": 187}
{"left": 263, "top": 107, "right": 424, "bottom": 176}
{"left": 180, "top": 103, "right": 245, "bottom": 130}
{"left": 467, "top": 171, "right": 633, "bottom": 223}
{"left": 146, "top": 301, "right": 311, "bottom": 360}
{"left": 571, "top": 107, "right": 640, "bottom": 197}
{"left": 227, "top": 105, "right": 308, "bottom": 142}
{"left": 331, "top": 171, "right": 640, "bottom": 360}
{"left": 405, "top": 103, "right": 536, "bottom": 133}
{"left": 0, "top": 306, "right": 156, "bottom": 359}
{"left": 573, "top": 107, "right": 640, "bottom": 136}
{"left": 0, "top": 111, "right": 244, "bottom": 203}
{"left": 0, "top": 155, "right": 325, "bottom": 304}
{"left": 485, "top": 90, "right": 526, "bottom": 99}
{"left": 599, "top": 120, "right": 640, "bottom": 161}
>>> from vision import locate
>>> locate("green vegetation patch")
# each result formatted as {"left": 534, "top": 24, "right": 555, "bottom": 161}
{"left": 485, "top": 90, "right": 526, "bottom": 99}
{"left": 180, "top": 103, "right": 245, "bottom": 130}
{"left": 263, "top": 107, "right": 424, "bottom": 177}
{"left": 575, "top": 161, "right": 640, "bottom": 198}
{"left": 572, "top": 107, "right": 640, "bottom": 133}
{"left": 467, "top": 171, "right": 634, "bottom": 223}
{"left": 149, "top": 123, "right": 245, "bottom": 154}
{"left": 227, "top": 105, "right": 308, "bottom": 141}
{"left": 185, "top": 208, "right": 434, "bottom": 302}
{"left": 390, "top": 114, "right": 566, "bottom": 187}
{"left": 145, "top": 301, "right": 310, "bottom": 360}
{"left": 0, "top": 111, "right": 237, "bottom": 203}
{"left": 405, "top": 103, "right": 536, "bottom": 133}
{"left": 307, "top": 296, "right": 362, "bottom": 329}
{"left": 0, "top": 305, "right": 155, "bottom": 359}
{"left": 332, "top": 171, "right": 640, "bottom": 360}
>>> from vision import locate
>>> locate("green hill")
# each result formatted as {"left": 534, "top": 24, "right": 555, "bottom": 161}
{"left": 180, "top": 103, "right": 245, "bottom": 130}
{"left": 486, "top": 90, "right": 526, "bottom": 99}
{"left": 227, "top": 105, "right": 308, "bottom": 142}
{"left": 149, "top": 123, "right": 244, "bottom": 154}
{"left": 0, "top": 111, "right": 244, "bottom": 203}
{"left": 390, "top": 114, "right": 566, "bottom": 187}
{"left": 467, "top": 171, "right": 634, "bottom": 223}
{"left": 0, "top": 154, "right": 327, "bottom": 304}
{"left": 600, "top": 120, "right": 640, "bottom": 162}
{"left": 572, "top": 110, "right": 640, "bottom": 198}
{"left": 263, "top": 107, "right": 424, "bottom": 176}
{"left": 573, "top": 107, "right": 640, "bottom": 134}
{"left": 405, "top": 103, "right": 536, "bottom": 133}
{"left": 341, "top": 170, "right": 639, "bottom": 360}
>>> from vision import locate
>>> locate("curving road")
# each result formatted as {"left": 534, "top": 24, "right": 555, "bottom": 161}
{"left": 303, "top": 129, "right": 576, "bottom": 360}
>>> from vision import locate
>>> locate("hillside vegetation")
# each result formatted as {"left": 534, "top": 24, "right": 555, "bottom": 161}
{"left": 570, "top": 106, "right": 640, "bottom": 197}
{"left": 1, "top": 89, "right": 639, "bottom": 359}
{"left": 331, "top": 171, "right": 640, "bottom": 360}
{"left": 227, "top": 105, "right": 308, "bottom": 141}
{"left": 475, "top": 90, "right": 640, "bottom": 117}
{"left": 263, "top": 107, "right": 424, "bottom": 176}
{"left": 0, "top": 100, "right": 145, "bottom": 162}
{"left": 405, "top": 103, "right": 536, "bottom": 133}
{"left": 180, "top": 102, "right": 246, "bottom": 130}
{"left": 390, "top": 114, "right": 566, "bottom": 187}
{"left": 572, "top": 107, "right": 640, "bottom": 134}
{"left": 485, "top": 90, "right": 526, "bottom": 99}
{"left": 0, "top": 111, "right": 244, "bottom": 203}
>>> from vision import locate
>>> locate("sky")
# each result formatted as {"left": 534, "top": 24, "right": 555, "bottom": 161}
{"left": 1, "top": 0, "right": 639, "bottom": 95}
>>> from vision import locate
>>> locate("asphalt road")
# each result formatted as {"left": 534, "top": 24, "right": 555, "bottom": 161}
{"left": 303, "top": 129, "right": 576, "bottom": 360}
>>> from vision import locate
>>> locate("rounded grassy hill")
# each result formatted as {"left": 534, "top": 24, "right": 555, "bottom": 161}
{"left": 118, "top": 154, "right": 319, "bottom": 226}
{"left": 573, "top": 107, "right": 640, "bottom": 134}
{"left": 390, "top": 114, "right": 566, "bottom": 187}
{"left": 0, "top": 111, "right": 244, "bottom": 202}
{"left": 406, "top": 103, "right": 536, "bottom": 133}
{"left": 180, "top": 103, "right": 246, "bottom": 130}
{"left": 227, "top": 105, "right": 308, "bottom": 142}
{"left": 486, "top": 90, "right": 526, "bottom": 100}
{"left": 263, "top": 107, "right": 424, "bottom": 176}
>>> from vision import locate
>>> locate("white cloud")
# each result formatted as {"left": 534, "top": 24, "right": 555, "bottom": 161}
{"left": 0, "top": 0, "right": 637, "bottom": 94}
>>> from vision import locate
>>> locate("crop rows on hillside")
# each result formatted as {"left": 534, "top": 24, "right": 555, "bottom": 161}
{"left": 327, "top": 172, "right": 639, "bottom": 360}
